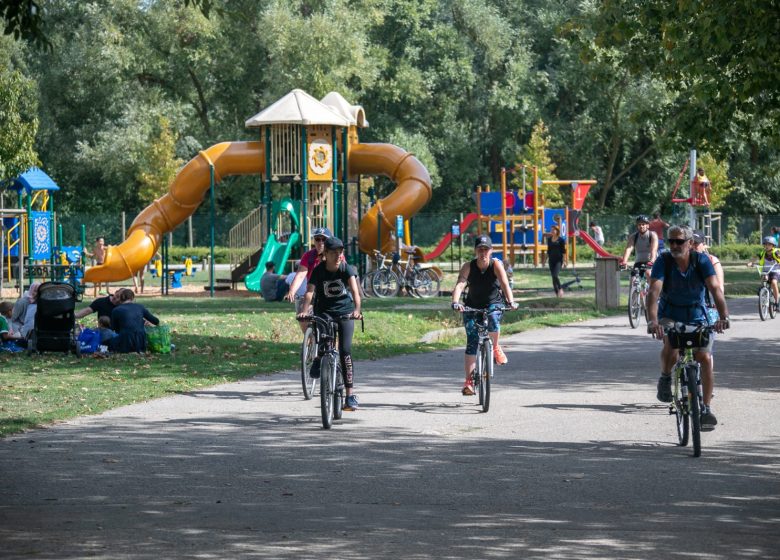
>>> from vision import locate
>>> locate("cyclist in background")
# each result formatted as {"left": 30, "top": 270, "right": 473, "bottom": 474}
{"left": 622, "top": 215, "right": 658, "bottom": 283}
{"left": 648, "top": 213, "right": 670, "bottom": 251}
{"left": 297, "top": 237, "right": 362, "bottom": 411}
{"left": 451, "top": 235, "right": 518, "bottom": 396}
{"left": 646, "top": 225, "right": 730, "bottom": 430}
{"left": 747, "top": 236, "right": 780, "bottom": 311}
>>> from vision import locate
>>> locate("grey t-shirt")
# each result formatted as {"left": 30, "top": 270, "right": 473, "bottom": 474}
{"left": 630, "top": 231, "right": 656, "bottom": 262}
{"left": 260, "top": 272, "right": 282, "bottom": 301}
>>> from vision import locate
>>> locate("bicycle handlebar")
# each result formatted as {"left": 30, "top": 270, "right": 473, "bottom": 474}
{"left": 453, "top": 304, "right": 517, "bottom": 313}
{"left": 296, "top": 314, "right": 365, "bottom": 332}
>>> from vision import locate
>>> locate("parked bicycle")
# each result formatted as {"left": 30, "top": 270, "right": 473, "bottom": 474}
{"left": 371, "top": 249, "right": 440, "bottom": 298}
{"left": 625, "top": 262, "right": 650, "bottom": 329}
{"left": 752, "top": 262, "right": 779, "bottom": 321}
{"left": 297, "top": 314, "right": 362, "bottom": 429}
{"left": 457, "top": 305, "right": 514, "bottom": 413}
{"left": 663, "top": 322, "right": 714, "bottom": 457}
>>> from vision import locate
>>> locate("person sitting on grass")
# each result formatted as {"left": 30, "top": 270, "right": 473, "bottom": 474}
{"left": 450, "top": 235, "right": 518, "bottom": 396}
{"left": 260, "top": 262, "right": 287, "bottom": 302}
{"left": 108, "top": 289, "right": 159, "bottom": 353}
{"left": 97, "top": 315, "right": 116, "bottom": 344}
{"left": 296, "top": 236, "right": 363, "bottom": 412}
{"left": 75, "top": 289, "right": 124, "bottom": 321}
{"left": 0, "top": 301, "right": 26, "bottom": 351}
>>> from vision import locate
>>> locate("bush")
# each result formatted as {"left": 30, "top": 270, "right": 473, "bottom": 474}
{"left": 167, "top": 246, "right": 231, "bottom": 264}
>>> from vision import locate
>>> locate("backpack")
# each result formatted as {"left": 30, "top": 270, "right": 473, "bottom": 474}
{"left": 77, "top": 328, "right": 101, "bottom": 354}
{"left": 661, "top": 252, "right": 711, "bottom": 307}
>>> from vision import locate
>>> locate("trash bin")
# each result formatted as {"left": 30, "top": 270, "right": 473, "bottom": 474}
{"left": 595, "top": 257, "right": 620, "bottom": 310}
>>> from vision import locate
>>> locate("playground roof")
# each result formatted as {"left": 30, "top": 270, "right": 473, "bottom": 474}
{"left": 320, "top": 91, "right": 369, "bottom": 128}
{"left": 7, "top": 167, "right": 60, "bottom": 193}
{"left": 245, "top": 89, "right": 351, "bottom": 128}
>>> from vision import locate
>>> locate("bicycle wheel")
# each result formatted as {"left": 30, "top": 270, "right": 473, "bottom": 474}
{"left": 300, "top": 326, "right": 318, "bottom": 400}
{"left": 333, "top": 361, "right": 344, "bottom": 420}
{"left": 686, "top": 365, "right": 702, "bottom": 457}
{"left": 372, "top": 269, "right": 400, "bottom": 298}
{"left": 472, "top": 354, "right": 482, "bottom": 404}
{"left": 759, "top": 286, "right": 771, "bottom": 321}
{"left": 360, "top": 271, "right": 376, "bottom": 298}
{"left": 673, "top": 371, "right": 689, "bottom": 446}
{"left": 413, "top": 269, "right": 441, "bottom": 298}
{"left": 628, "top": 280, "right": 641, "bottom": 328}
{"left": 480, "top": 339, "right": 492, "bottom": 413}
{"left": 771, "top": 293, "right": 777, "bottom": 319}
{"left": 320, "top": 356, "right": 335, "bottom": 429}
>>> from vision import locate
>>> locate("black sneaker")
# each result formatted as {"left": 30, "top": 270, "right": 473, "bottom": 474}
{"left": 656, "top": 375, "right": 673, "bottom": 403}
{"left": 701, "top": 406, "right": 718, "bottom": 430}
{"left": 309, "top": 358, "right": 320, "bottom": 379}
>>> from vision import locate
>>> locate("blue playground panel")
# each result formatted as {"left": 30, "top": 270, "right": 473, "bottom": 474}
{"left": 479, "top": 191, "right": 535, "bottom": 215}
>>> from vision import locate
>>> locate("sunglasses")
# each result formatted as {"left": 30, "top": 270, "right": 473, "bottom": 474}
{"left": 667, "top": 238, "right": 690, "bottom": 245}
{"left": 313, "top": 237, "right": 327, "bottom": 242}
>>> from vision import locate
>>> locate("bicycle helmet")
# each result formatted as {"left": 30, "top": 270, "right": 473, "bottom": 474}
{"left": 763, "top": 236, "right": 778, "bottom": 246}
{"left": 311, "top": 227, "right": 332, "bottom": 239}
{"left": 635, "top": 214, "right": 650, "bottom": 224}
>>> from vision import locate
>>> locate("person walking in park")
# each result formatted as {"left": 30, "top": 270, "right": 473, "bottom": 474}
{"left": 589, "top": 221, "right": 605, "bottom": 245}
{"left": 450, "top": 235, "right": 518, "bottom": 395}
{"left": 649, "top": 213, "right": 670, "bottom": 251}
{"left": 296, "top": 237, "right": 362, "bottom": 411}
{"left": 646, "top": 225, "right": 729, "bottom": 430}
{"left": 543, "top": 225, "right": 568, "bottom": 297}
{"left": 87, "top": 236, "right": 108, "bottom": 296}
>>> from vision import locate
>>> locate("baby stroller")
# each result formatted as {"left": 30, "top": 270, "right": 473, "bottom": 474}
{"left": 28, "top": 281, "right": 81, "bottom": 356}
{"left": 560, "top": 267, "right": 583, "bottom": 291}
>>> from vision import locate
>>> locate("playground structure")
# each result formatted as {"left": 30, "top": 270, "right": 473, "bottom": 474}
{"left": 670, "top": 149, "right": 720, "bottom": 245}
{"left": 1, "top": 167, "right": 86, "bottom": 295}
{"left": 473, "top": 166, "right": 602, "bottom": 266}
{"left": 84, "top": 89, "right": 432, "bottom": 291}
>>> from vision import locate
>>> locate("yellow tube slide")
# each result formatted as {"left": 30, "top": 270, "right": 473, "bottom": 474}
{"left": 350, "top": 143, "right": 432, "bottom": 255}
{"left": 84, "top": 141, "right": 264, "bottom": 283}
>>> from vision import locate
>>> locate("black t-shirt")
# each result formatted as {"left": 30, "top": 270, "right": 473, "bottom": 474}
{"left": 464, "top": 258, "right": 503, "bottom": 307}
{"left": 89, "top": 296, "right": 115, "bottom": 318}
{"left": 547, "top": 237, "right": 566, "bottom": 263}
{"left": 309, "top": 262, "right": 357, "bottom": 316}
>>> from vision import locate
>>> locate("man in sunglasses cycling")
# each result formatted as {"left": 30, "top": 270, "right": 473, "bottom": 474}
{"left": 646, "top": 225, "right": 730, "bottom": 430}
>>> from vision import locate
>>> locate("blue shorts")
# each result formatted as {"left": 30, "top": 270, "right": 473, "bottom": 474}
{"left": 463, "top": 304, "right": 504, "bottom": 355}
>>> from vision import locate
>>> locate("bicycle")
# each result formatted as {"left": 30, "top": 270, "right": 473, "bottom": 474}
{"left": 626, "top": 263, "right": 650, "bottom": 329}
{"left": 297, "top": 314, "right": 362, "bottom": 429}
{"left": 372, "top": 250, "right": 440, "bottom": 298}
{"left": 456, "top": 305, "right": 514, "bottom": 413}
{"left": 300, "top": 322, "right": 318, "bottom": 400}
{"left": 664, "top": 323, "right": 714, "bottom": 458}
{"left": 752, "top": 262, "right": 778, "bottom": 321}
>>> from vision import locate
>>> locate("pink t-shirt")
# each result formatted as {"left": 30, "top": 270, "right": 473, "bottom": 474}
{"left": 300, "top": 248, "right": 345, "bottom": 280}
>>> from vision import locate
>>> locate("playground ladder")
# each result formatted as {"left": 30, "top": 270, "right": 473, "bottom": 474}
{"left": 229, "top": 207, "right": 266, "bottom": 278}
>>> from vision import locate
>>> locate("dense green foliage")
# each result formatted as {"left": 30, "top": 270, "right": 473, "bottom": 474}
{"left": 1, "top": 0, "right": 778, "bottom": 219}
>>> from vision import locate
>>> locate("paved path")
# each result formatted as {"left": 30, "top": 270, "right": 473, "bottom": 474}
{"left": 1, "top": 298, "right": 778, "bottom": 559}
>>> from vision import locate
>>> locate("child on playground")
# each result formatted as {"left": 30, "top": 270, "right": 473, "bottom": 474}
{"left": 296, "top": 237, "right": 363, "bottom": 411}
{"left": 450, "top": 235, "right": 518, "bottom": 396}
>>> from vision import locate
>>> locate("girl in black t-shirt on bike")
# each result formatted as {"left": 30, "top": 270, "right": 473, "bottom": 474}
{"left": 297, "top": 237, "right": 363, "bottom": 411}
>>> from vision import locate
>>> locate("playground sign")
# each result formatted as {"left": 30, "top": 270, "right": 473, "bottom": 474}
{"left": 31, "top": 211, "right": 51, "bottom": 260}
{"left": 396, "top": 214, "right": 404, "bottom": 239}
{"left": 451, "top": 223, "right": 460, "bottom": 237}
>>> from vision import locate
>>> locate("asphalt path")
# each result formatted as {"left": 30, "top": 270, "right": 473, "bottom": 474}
{"left": 1, "top": 297, "right": 778, "bottom": 559}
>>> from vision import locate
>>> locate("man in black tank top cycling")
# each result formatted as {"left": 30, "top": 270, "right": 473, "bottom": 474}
{"left": 451, "top": 235, "right": 518, "bottom": 396}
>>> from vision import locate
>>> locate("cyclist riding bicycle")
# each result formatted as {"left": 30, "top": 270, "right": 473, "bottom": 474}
{"left": 451, "top": 235, "right": 518, "bottom": 396}
{"left": 286, "top": 227, "right": 345, "bottom": 332}
{"left": 296, "top": 236, "right": 363, "bottom": 411}
{"left": 747, "top": 236, "right": 780, "bottom": 312}
{"left": 646, "top": 225, "right": 730, "bottom": 430}
{"left": 622, "top": 215, "right": 658, "bottom": 277}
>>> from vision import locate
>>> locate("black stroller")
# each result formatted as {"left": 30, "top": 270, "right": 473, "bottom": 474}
{"left": 27, "top": 281, "right": 82, "bottom": 356}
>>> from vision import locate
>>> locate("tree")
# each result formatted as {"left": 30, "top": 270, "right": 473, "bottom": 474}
{"left": 594, "top": 0, "right": 780, "bottom": 148}
{"left": 516, "top": 120, "right": 563, "bottom": 207}
{"left": 137, "top": 117, "right": 184, "bottom": 204}
{"left": 0, "top": 38, "right": 38, "bottom": 182}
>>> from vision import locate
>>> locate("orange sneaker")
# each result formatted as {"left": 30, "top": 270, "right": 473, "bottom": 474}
{"left": 494, "top": 345, "right": 508, "bottom": 365}
{"left": 462, "top": 383, "right": 475, "bottom": 396}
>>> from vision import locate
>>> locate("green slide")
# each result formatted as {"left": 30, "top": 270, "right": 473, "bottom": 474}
{"left": 244, "top": 231, "right": 302, "bottom": 292}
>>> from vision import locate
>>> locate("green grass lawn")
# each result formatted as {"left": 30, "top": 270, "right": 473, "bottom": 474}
{"left": 0, "top": 286, "right": 614, "bottom": 437}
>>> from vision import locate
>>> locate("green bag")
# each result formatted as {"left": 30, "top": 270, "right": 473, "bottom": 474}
{"left": 145, "top": 325, "right": 172, "bottom": 354}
